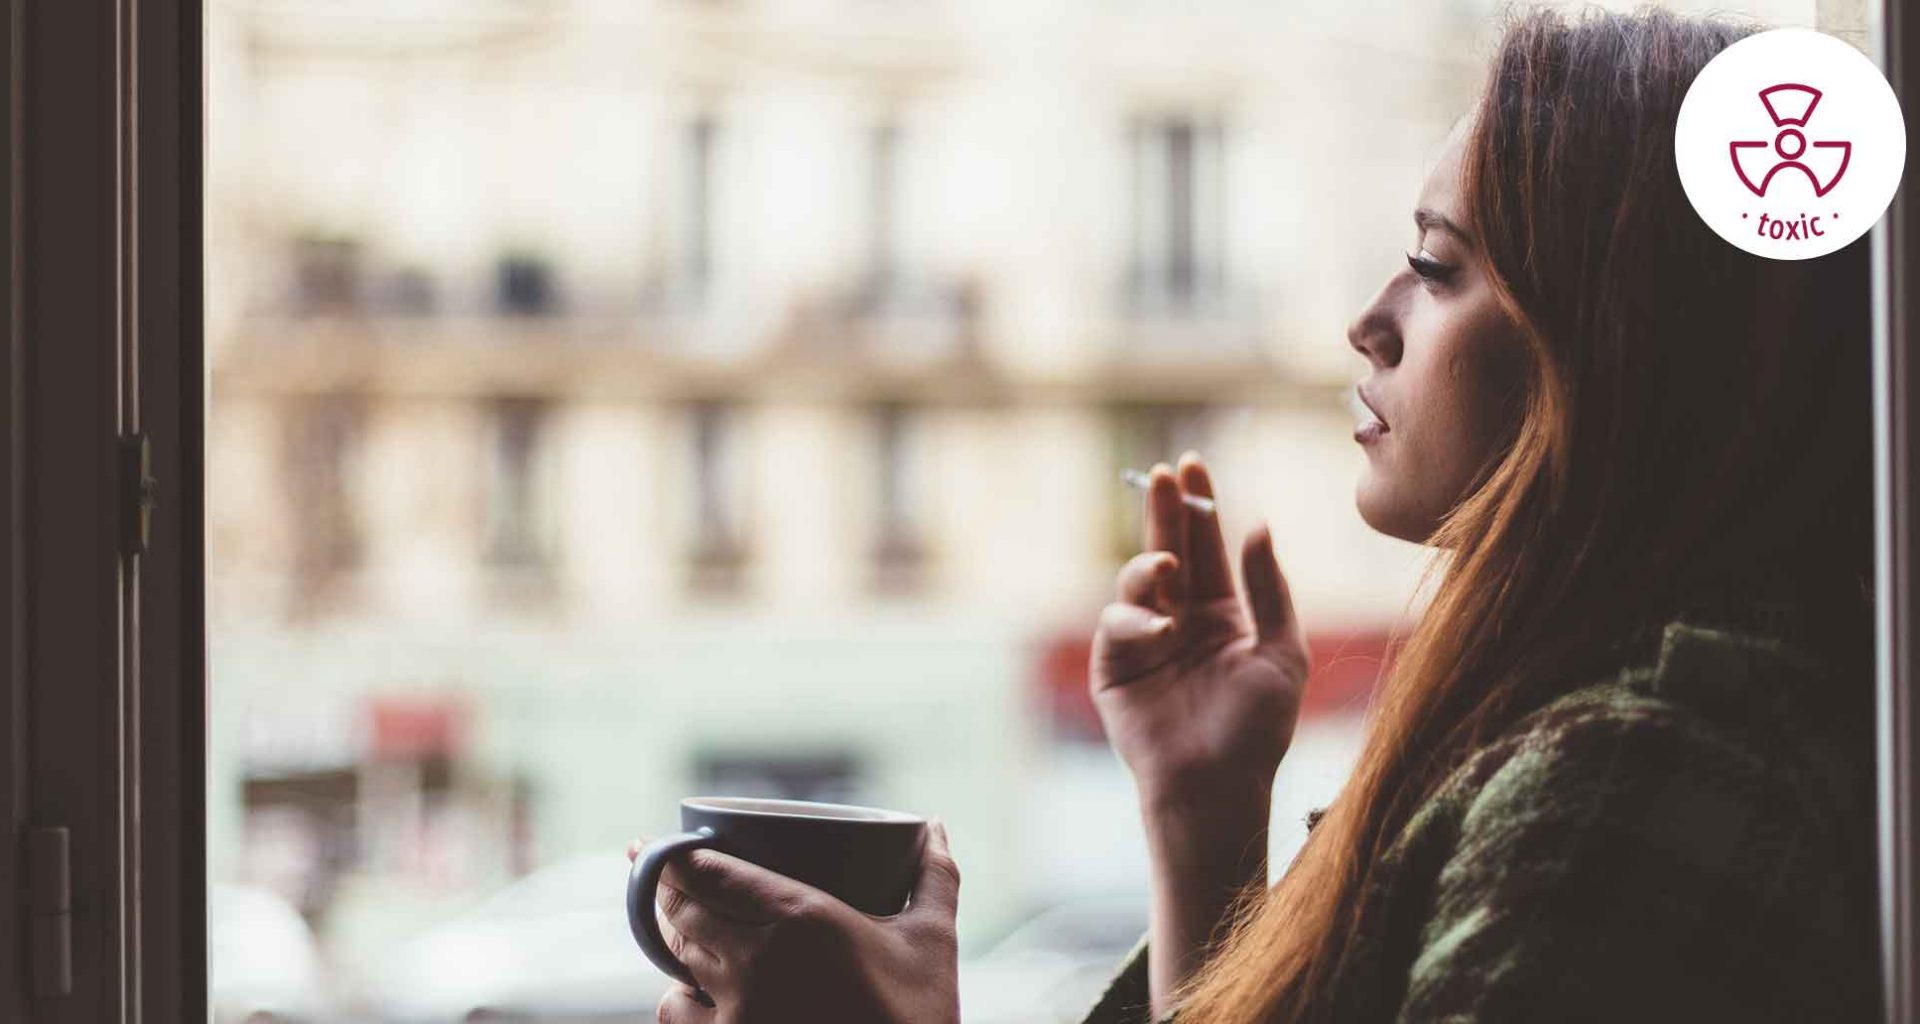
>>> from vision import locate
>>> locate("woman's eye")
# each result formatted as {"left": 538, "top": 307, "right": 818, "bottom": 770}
{"left": 1404, "top": 250, "right": 1453, "bottom": 284}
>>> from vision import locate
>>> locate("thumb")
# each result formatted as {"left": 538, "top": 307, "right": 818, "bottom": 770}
{"left": 1240, "top": 523, "right": 1298, "bottom": 646}
{"left": 909, "top": 820, "right": 961, "bottom": 919}
{"left": 1089, "top": 601, "right": 1181, "bottom": 692}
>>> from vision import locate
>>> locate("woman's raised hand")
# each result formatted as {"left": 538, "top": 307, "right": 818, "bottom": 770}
{"left": 1094, "top": 452, "right": 1312, "bottom": 1010}
{"left": 1091, "top": 452, "right": 1311, "bottom": 811}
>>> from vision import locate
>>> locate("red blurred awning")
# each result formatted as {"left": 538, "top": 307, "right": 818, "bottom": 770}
{"left": 365, "top": 694, "right": 471, "bottom": 760}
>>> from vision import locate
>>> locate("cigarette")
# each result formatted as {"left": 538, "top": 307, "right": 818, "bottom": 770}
{"left": 1121, "top": 468, "right": 1217, "bottom": 514}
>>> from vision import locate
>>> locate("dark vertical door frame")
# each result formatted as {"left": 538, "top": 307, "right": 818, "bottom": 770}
{"left": 3, "top": 0, "right": 202, "bottom": 1020}
{"left": 14, "top": 1, "right": 136, "bottom": 1019}
{"left": 1, "top": 0, "right": 19, "bottom": 1014}
{"left": 135, "top": 0, "right": 205, "bottom": 1020}
{"left": 1882, "top": 0, "right": 1918, "bottom": 1018}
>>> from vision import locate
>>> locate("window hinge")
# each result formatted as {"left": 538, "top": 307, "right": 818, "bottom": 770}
{"left": 119, "top": 433, "right": 156, "bottom": 556}
{"left": 26, "top": 826, "right": 72, "bottom": 996}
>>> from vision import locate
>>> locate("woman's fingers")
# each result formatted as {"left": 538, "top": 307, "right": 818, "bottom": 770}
{"left": 657, "top": 983, "right": 719, "bottom": 1024}
{"left": 1240, "top": 522, "right": 1299, "bottom": 646}
{"left": 629, "top": 837, "right": 731, "bottom": 981}
{"left": 1176, "top": 452, "right": 1236, "bottom": 603}
{"left": 657, "top": 877, "right": 754, "bottom": 964}
{"left": 1142, "top": 463, "right": 1190, "bottom": 606}
{"left": 1115, "top": 551, "right": 1179, "bottom": 611}
{"left": 907, "top": 820, "right": 961, "bottom": 920}
{"left": 1090, "top": 601, "right": 1180, "bottom": 691}
{"left": 661, "top": 848, "right": 831, "bottom": 927}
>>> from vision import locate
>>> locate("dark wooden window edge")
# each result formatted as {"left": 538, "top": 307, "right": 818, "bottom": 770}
{"left": 136, "top": 0, "right": 208, "bottom": 1020}
{"left": 4, "top": 0, "right": 204, "bottom": 1020}
{"left": 1879, "top": 0, "right": 1919, "bottom": 1019}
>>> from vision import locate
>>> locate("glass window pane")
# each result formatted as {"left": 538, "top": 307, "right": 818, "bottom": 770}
{"left": 205, "top": 1, "right": 1826, "bottom": 1020}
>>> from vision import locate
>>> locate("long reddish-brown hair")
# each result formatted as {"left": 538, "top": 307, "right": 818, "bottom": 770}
{"left": 1177, "top": 7, "right": 1876, "bottom": 1021}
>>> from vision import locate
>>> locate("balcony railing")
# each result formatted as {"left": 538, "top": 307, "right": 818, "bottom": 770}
{"left": 1112, "top": 276, "right": 1268, "bottom": 363}
{"left": 779, "top": 273, "right": 981, "bottom": 368}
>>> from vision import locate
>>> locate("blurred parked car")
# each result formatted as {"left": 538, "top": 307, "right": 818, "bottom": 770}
{"left": 960, "top": 897, "right": 1147, "bottom": 1024}
{"left": 211, "top": 883, "right": 333, "bottom": 1024}
{"left": 367, "top": 854, "right": 670, "bottom": 1023}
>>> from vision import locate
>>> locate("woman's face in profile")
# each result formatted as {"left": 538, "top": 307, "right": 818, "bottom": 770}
{"left": 1346, "top": 118, "right": 1529, "bottom": 544}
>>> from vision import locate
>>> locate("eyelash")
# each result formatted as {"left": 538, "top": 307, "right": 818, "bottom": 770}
{"left": 1405, "top": 251, "right": 1453, "bottom": 284}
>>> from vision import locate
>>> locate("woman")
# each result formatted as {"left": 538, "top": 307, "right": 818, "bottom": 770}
{"left": 635, "top": 6, "right": 1882, "bottom": 1022}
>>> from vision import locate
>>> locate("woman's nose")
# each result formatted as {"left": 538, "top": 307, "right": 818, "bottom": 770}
{"left": 1346, "top": 304, "right": 1402, "bottom": 367}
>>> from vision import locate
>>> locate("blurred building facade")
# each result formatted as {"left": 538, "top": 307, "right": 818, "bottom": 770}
{"left": 202, "top": 0, "right": 1827, "bottom": 1011}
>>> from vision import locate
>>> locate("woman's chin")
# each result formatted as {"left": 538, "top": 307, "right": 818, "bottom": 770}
{"left": 1354, "top": 474, "right": 1391, "bottom": 532}
{"left": 1354, "top": 474, "right": 1426, "bottom": 544}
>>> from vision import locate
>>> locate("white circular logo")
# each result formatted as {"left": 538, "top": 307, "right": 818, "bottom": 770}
{"left": 1675, "top": 27, "right": 1906, "bottom": 261}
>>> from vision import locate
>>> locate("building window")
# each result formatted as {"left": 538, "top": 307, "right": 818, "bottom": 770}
{"left": 1127, "top": 115, "right": 1226, "bottom": 313}
{"left": 870, "top": 403, "right": 928, "bottom": 594}
{"left": 865, "top": 122, "right": 902, "bottom": 297}
{"left": 687, "top": 402, "right": 750, "bottom": 594}
{"left": 1107, "top": 403, "right": 1213, "bottom": 561}
{"left": 833, "top": 120, "right": 974, "bottom": 359}
{"left": 495, "top": 250, "right": 559, "bottom": 317}
{"left": 283, "top": 394, "right": 364, "bottom": 615}
{"left": 681, "top": 116, "right": 717, "bottom": 294}
{"left": 288, "top": 233, "right": 365, "bottom": 317}
{"left": 483, "top": 398, "right": 555, "bottom": 572}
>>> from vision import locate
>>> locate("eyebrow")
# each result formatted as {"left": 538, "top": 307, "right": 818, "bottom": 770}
{"left": 1414, "top": 208, "right": 1475, "bottom": 246}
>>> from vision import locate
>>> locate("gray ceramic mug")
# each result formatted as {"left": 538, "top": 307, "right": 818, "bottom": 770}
{"left": 626, "top": 797, "right": 928, "bottom": 995}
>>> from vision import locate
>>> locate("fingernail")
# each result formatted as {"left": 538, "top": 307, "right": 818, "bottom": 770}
{"left": 1150, "top": 615, "right": 1176, "bottom": 633}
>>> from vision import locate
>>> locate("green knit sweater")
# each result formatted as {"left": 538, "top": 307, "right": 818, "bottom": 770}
{"left": 1079, "top": 618, "right": 1881, "bottom": 1023}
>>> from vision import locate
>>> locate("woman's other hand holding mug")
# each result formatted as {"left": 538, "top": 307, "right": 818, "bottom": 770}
{"left": 627, "top": 822, "right": 962, "bottom": 1024}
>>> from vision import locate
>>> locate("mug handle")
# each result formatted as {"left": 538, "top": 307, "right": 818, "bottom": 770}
{"left": 626, "top": 827, "right": 719, "bottom": 999}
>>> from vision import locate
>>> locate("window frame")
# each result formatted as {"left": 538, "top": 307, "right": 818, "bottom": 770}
{"left": 1876, "top": 0, "right": 1920, "bottom": 1018}
{"left": 3, "top": 0, "right": 204, "bottom": 1019}
{"left": 134, "top": 0, "right": 208, "bottom": 1017}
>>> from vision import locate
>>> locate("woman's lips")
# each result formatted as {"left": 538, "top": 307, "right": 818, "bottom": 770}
{"left": 1351, "top": 385, "right": 1389, "bottom": 444}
